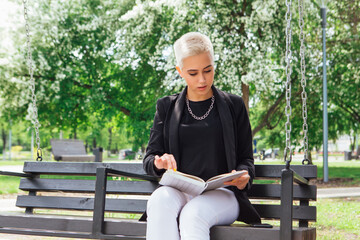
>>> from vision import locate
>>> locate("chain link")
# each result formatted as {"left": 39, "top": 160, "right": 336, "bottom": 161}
{"left": 23, "top": 0, "right": 42, "bottom": 161}
{"left": 186, "top": 96, "right": 215, "bottom": 121}
{"left": 298, "top": 0, "right": 311, "bottom": 165}
{"left": 284, "top": 0, "right": 293, "bottom": 168}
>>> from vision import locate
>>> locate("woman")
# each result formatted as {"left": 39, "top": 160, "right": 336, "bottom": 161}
{"left": 142, "top": 32, "right": 261, "bottom": 240}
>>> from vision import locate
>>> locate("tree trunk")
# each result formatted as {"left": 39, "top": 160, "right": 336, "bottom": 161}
{"left": 2, "top": 128, "right": 6, "bottom": 161}
{"left": 108, "top": 127, "right": 113, "bottom": 157}
{"left": 308, "top": 151, "right": 312, "bottom": 162}
{"left": 92, "top": 138, "right": 97, "bottom": 148}
{"left": 85, "top": 140, "right": 89, "bottom": 153}
{"left": 73, "top": 127, "right": 77, "bottom": 139}
{"left": 350, "top": 134, "right": 355, "bottom": 152}
{"left": 241, "top": 82, "right": 250, "bottom": 113}
{"left": 141, "top": 145, "right": 146, "bottom": 159}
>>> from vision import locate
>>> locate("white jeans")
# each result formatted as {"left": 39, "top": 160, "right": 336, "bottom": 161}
{"left": 146, "top": 186, "right": 239, "bottom": 240}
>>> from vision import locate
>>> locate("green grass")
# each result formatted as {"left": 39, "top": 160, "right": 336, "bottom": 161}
{"left": 258, "top": 198, "right": 360, "bottom": 240}
{"left": 313, "top": 198, "right": 360, "bottom": 240}
{"left": 0, "top": 160, "right": 26, "bottom": 166}
{"left": 316, "top": 162, "right": 360, "bottom": 179}
{"left": 0, "top": 176, "right": 21, "bottom": 194}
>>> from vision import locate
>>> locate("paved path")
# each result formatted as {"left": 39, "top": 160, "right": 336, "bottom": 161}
{"left": 0, "top": 165, "right": 23, "bottom": 172}
{"left": 317, "top": 187, "right": 360, "bottom": 198}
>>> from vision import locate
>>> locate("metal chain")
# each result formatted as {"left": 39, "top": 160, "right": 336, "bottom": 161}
{"left": 284, "top": 0, "right": 293, "bottom": 169}
{"left": 23, "top": 0, "right": 42, "bottom": 161}
{"left": 186, "top": 96, "right": 215, "bottom": 121}
{"left": 298, "top": 0, "right": 311, "bottom": 165}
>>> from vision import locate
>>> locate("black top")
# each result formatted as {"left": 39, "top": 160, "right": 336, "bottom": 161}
{"left": 142, "top": 86, "right": 261, "bottom": 224}
{"left": 178, "top": 97, "right": 228, "bottom": 181}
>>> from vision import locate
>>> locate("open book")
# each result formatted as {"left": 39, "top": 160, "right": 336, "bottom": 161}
{"left": 159, "top": 169, "right": 247, "bottom": 196}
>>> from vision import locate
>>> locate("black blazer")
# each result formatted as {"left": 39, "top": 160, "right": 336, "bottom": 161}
{"left": 142, "top": 85, "right": 261, "bottom": 224}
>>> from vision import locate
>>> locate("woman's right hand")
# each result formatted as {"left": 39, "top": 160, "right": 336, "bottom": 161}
{"left": 154, "top": 154, "right": 177, "bottom": 170}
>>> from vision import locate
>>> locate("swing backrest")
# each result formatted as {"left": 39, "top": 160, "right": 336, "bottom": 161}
{"left": 50, "top": 139, "right": 94, "bottom": 161}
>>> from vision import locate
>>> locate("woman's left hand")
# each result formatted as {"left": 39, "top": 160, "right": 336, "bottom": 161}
{"left": 223, "top": 170, "right": 250, "bottom": 190}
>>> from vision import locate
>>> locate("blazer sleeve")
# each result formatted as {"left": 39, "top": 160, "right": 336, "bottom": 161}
{"left": 143, "top": 98, "right": 167, "bottom": 177}
{"left": 234, "top": 97, "right": 255, "bottom": 191}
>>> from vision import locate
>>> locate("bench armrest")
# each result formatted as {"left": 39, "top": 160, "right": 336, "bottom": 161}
{"left": 0, "top": 171, "right": 35, "bottom": 178}
{"left": 292, "top": 169, "right": 309, "bottom": 185}
{"left": 106, "top": 168, "right": 160, "bottom": 182}
{"left": 92, "top": 166, "right": 158, "bottom": 238}
{"left": 280, "top": 167, "right": 312, "bottom": 239}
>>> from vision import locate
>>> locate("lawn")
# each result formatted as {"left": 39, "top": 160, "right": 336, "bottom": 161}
{"left": 0, "top": 160, "right": 27, "bottom": 166}
{"left": 259, "top": 197, "right": 360, "bottom": 240}
{"left": 314, "top": 197, "right": 360, "bottom": 240}
{"left": 0, "top": 176, "right": 21, "bottom": 194}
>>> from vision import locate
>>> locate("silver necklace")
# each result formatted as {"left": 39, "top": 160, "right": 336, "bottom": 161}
{"left": 186, "top": 95, "right": 215, "bottom": 121}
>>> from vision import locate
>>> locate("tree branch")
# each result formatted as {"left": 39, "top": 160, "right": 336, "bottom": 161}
{"left": 252, "top": 76, "right": 299, "bottom": 136}
{"left": 334, "top": 96, "right": 360, "bottom": 123}
{"left": 21, "top": 74, "right": 131, "bottom": 116}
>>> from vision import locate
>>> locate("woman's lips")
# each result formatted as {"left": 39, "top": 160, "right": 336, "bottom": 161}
{"left": 198, "top": 86, "right": 207, "bottom": 90}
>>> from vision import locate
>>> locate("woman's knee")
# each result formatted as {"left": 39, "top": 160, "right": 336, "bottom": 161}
{"left": 147, "top": 186, "right": 187, "bottom": 214}
{"left": 178, "top": 204, "right": 212, "bottom": 240}
{"left": 179, "top": 201, "right": 211, "bottom": 229}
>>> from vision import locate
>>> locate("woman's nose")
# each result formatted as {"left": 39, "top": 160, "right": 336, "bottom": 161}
{"left": 199, "top": 73, "right": 206, "bottom": 83}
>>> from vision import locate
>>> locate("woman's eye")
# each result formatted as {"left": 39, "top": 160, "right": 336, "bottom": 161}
{"left": 189, "top": 70, "right": 211, "bottom": 76}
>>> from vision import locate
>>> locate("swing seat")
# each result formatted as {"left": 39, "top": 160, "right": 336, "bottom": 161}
{"left": 0, "top": 162, "right": 317, "bottom": 240}
{"left": 51, "top": 139, "right": 96, "bottom": 162}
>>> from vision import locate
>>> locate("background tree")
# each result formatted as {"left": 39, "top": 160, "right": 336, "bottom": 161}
{"left": 0, "top": 0, "right": 358, "bottom": 157}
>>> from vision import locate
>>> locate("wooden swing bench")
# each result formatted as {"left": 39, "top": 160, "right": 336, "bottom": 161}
{"left": 0, "top": 161, "right": 317, "bottom": 240}
{"left": 50, "top": 139, "right": 98, "bottom": 162}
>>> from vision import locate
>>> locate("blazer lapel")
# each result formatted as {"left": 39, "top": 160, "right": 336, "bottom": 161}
{"left": 169, "top": 87, "right": 187, "bottom": 167}
{"left": 212, "top": 86, "right": 237, "bottom": 171}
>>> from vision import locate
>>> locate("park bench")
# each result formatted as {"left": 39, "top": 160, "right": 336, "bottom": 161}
{"left": 0, "top": 161, "right": 317, "bottom": 240}
{"left": 51, "top": 139, "right": 102, "bottom": 162}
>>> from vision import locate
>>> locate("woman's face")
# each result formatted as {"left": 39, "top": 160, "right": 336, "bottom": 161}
{"left": 176, "top": 52, "right": 214, "bottom": 101}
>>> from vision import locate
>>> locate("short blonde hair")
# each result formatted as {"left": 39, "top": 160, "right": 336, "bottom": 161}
{"left": 173, "top": 32, "right": 214, "bottom": 69}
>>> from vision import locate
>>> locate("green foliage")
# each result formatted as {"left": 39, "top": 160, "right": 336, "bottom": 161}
{"left": 0, "top": 0, "right": 358, "bottom": 154}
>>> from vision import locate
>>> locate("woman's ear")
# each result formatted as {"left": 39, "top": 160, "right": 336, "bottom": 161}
{"left": 176, "top": 66, "right": 183, "bottom": 78}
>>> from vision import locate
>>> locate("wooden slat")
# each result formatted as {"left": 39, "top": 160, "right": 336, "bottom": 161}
{"left": 0, "top": 214, "right": 315, "bottom": 240}
{"left": 255, "top": 165, "right": 317, "bottom": 179}
{"left": 51, "top": 139, "right": 87, "bottom": 156}
{"left": 0, "top": 214, "right": 146, "bottom": 237}
{"left": 60, "top": 155, "right": 95, "bottom": 162}
{"left": 16, "top": 196, "right": 147, "bottom": 213}
{"left": 211, "top": 225, "right": 316, "bottom": 240}
{"left": 23, "top": 162, "right": 147, "bottom": 175}
{"left": 0, "top": 228, "right": 93, "bottom": 239}
{"left": 23, "top": 162, "right": 317, "bottom": 179}
{"left": 19, "top": 178, "right": 157, "bottom": 194}
{"left": 253, "top": 204, "right": 316, "bottom": 221}
{"left": 15, "top": 196, "right": 316, "bottom": 221}
{"left": 19, "top": 179, "right": 316, "bottom": 200}
{"left": 248, "top": 184, "right": 317, "bottom": 200}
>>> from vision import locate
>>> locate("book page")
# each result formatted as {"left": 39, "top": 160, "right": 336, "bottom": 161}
{"left": 171, "top": 170, "right": 205, "bottom": 182}
{"left": 205, "top": 170, "right": 247, "bottom": 191}
{"left": 159, "top": 170, "right": 206, "bottom": 196}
